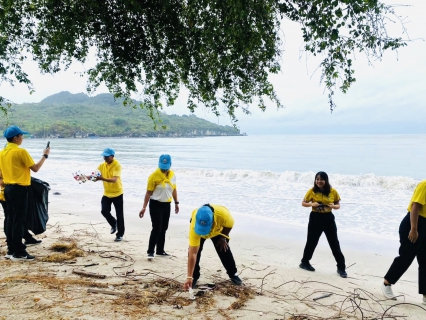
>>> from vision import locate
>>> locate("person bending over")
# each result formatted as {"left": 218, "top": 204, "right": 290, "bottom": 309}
{"left": 183, "top": 204, "right": 242, "bottom": 290}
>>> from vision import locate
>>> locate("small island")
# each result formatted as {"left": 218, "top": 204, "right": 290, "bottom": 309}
{"left": 3, "top": 91, "right": 244, "bottom": 138}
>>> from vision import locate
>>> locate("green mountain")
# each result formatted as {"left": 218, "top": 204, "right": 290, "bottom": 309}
{"left": 1, "top": 92, "right": 241, "bottom": 138}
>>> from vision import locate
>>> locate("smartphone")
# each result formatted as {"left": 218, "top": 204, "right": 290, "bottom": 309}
{"left": 46, "top": 141, "right": 50, "bottom": 148}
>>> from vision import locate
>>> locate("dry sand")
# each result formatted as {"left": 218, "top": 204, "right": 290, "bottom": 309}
{"left": 0, "top": 194, "right": 425, "bottom": 319}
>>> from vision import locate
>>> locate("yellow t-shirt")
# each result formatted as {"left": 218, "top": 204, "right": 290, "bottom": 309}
{"left": 147, "top": 168, "right": 176, "bottom": 202}
{"left": 304, "top": 188, "right": 340, "bottom": 213}
{"left": 407, "top": 180, "right": 426, "bottom": 218}
{"left": 0, "top": 143, "right": 34, "bottom": 186}
{"left": 188, "top": 204, "right": 235, "bottom": 247}
{"left": 0, "top": 186, "right": 5, "bottom": 201}
{"left": 97, "top": 159, "right": 123, "bottom": 198}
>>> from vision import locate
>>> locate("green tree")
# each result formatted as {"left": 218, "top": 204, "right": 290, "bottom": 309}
{"left": 0, "top": 0, "right": 406, "bottom": 122}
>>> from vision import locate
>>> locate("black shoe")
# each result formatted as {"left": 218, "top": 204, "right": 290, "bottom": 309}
{"left": 192, "top": 277, "right": 199, "bottom": 289}
{"left": 24, "top": 238, "right": 42, "bottom": 246}
{"left": 337, "top": 268, "right": 347, "bottom": 278}
{"left": 299, "top": 262, "right": 315, "bottom": 272}
{"left": 147, "top": 253, "right": 154, "bottom": 261}
{"left": 156, "top": 251, "right": 170, "bottom": 257}
{"left": 11, "top": 253, "right": 35, "bottom": 261}
{"left": 4, "top": 251, "right": 14, "bottom": 259}
{"left": 230, "top": 275, "right": 242, "bottom": 285}
{"left": 110, "top": 224, "right": 117, "bottom": 234}
{"left": 114, "top": 235, "right": 123, "bottom": 242}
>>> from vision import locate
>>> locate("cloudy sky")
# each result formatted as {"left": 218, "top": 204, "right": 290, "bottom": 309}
{"left": 1, "top": 1, "right": 425, "bottom": 134}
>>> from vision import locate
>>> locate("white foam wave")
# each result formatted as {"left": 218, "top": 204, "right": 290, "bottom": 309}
{"left": 174, "top": 168, "right": 419, "bottom": 191}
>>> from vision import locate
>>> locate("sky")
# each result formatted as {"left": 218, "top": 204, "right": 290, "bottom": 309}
{"left": 0, "top": 1, "right": 425, "bottom": 134}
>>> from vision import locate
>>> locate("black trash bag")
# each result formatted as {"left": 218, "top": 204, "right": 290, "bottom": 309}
{"left": 26, "top": 177, "right": 50, "bottom": 235}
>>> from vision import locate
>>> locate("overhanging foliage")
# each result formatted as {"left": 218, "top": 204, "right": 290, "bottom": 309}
{"left": 0, "top": 0, "right": 406, "bottom": 123}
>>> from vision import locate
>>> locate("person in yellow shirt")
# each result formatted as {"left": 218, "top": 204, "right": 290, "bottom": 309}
{"left": 139, "top": 154, "right": 179, "bottom": 260}
{"left": 299, "top": 171, "right": 347, "bottom": 278}
{"left": 0, "top": 178, "right": 42, "bottom": 260}
{"left": 183, "top": 204, "right": 242, "bottom": 290}
{"left": 91, "top": 148, "right": 124, "bottom": 242}
{"left": 0, "top": 125, "right": 50, "bottom": 261}
{"left": 381, "top": 180, "right": 426, "bottom": 305}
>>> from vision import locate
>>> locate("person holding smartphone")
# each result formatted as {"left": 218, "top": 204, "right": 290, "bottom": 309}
{"left": 0, "top": 125, "right": 50, "bottom": 261}
{"left": 299, "top": 171, "right": 347, "bottom": 278}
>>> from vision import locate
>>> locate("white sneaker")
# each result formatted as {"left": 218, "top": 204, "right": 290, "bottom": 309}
{"left": 381, "top": 283, "right": 397, "bottom": 300}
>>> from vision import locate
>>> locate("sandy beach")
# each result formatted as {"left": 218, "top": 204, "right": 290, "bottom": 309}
{"left": 0, "top": 194, "right": 425, "bottom": 319}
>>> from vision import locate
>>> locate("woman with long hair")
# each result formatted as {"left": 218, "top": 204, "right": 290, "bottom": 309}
{"left": 299, "top": 171, "right": 347, "bottom": 278}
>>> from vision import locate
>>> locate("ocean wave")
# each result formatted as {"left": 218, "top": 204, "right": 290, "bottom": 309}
{"left": 175, "top": 168, "right": 419, "bottom": 190}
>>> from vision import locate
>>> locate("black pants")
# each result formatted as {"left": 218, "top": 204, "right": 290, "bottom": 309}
{"left": 384, "top": 213, "right": 426, "bottom": 294}
{"left": 192, "top": 235, "right": 238, "bottom": 280}
{"left": 301, "top": 211, "right": 346, "bottom": 270}
{"left": 101, "top": 194, "right": 125, "bottom": 237}
{"left": 4, "top": 185, "right": 30, "bottom": 256}
{"left": 1, "top": 200, "right": 33, "bottom": 254}
{"left": 147, "top": 199, "right": 170, "bottom": 254}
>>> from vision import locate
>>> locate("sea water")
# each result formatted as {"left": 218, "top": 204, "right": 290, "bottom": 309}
{"left": 25, "top": 134, "right": 425, "bottom": 242}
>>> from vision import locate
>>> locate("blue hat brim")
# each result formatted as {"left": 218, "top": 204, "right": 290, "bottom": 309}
{"left": 158, "top": 162, "right": 171, "bottom": 170}
{"left": 194, "top": 223, "right": 212, "bottom": 236}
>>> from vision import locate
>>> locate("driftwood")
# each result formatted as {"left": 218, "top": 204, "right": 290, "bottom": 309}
{"left": 313, "top": 293, "right": 333, "bottom": 301}
{"left": 72, "top": 269, "right": 106, "bottom": 279}
{"left": 87, "top": 288, "right": 145, "bottom": 298}
{"left": 87, "top": 288, "right": 126, "bottom": 296}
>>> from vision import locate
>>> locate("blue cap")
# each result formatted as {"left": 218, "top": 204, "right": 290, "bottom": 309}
{"left": 194, "top": 206, "right": 213, "bottom": 236}
{"left": 3, "top": 125, "right": 30, "bottom": 139}
{"left": 101, "top": 148, "right": 115, "bottom": 157}
{"left": 158, "top": 154, "right": 172, "bottom": 170}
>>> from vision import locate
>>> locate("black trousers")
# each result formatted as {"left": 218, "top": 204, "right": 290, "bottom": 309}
{"left": 192, "top": 235, "right": 238, "bottom": 280}
{"left": 147, "top": 199, "right": 170, "bottom": 254}
{"left": 4, "top": 185, "right": 30, "bottom": 255}
{"left": 384, "top": 213, "right": 426, "bottom": 294}
{"left": 101, "top": 194, "right": 125, "bottom": 237}
{"left": 1, "top": 200, "right": 33, "bottom": 253}
{"left": 301, "top": 211, "right": 346, "bottom": 270}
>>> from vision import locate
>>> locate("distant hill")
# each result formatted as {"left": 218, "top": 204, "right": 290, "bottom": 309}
{"left": 1, "top": 92, "right": 241, "bottom": 138}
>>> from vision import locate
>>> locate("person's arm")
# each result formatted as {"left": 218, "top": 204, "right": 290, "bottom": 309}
{"left": 96, "top": 175, "right": 118, "bottom": 183}
{"left": 329, "top": 200, "right": 340, "bottom": 210}
{"left": 408, "top": 202, "right": 422, "bottom": 243}
{"left": 172, "top": 189, "right": 179, "bottom": 214}
{"left": 302, "top": 199, "right": 319, "bottom": 208}
{"left": 139, "top": 190, "right": 153, "bottom": 218}
{"left": 184, "top": 245, "right": 200, "bottom": 290}
{"left": 216, "top": 227, "right": 232, "bottom": 252}
{"left": 30, "top": 146, "right": 50, "bottom": 172}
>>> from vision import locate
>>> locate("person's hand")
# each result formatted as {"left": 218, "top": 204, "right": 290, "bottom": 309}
{"left": 139, "top": 208, "right": 146, "bottom": 218}
{"left": 175, "top": 204, "right": 179, "bottom": 214}
{"left": 43, "top": 146, "right": 51, "bottom": 156}
{"left": 408, "top": 228, "right": 418, "bottom": 243}
{"left": 328, "top": 203, "right": 335, "bottom": 209}
{"left": 311, "top": 202, "right": 320, "bottom": 207}
{"left": 183, "top": 279, "right": 193, "bottom": 291}
{"left": 215, "top": 237, "right": 229, "bottom": 252}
